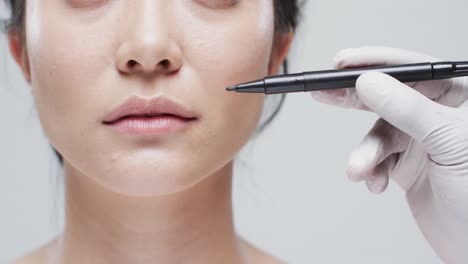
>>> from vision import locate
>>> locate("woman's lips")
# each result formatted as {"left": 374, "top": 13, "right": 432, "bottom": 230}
{"left": 105, "top": 114, "right": 197, "bottom": 136}
{"left": 102, "top": 96, "right": 198, "bottom": 136}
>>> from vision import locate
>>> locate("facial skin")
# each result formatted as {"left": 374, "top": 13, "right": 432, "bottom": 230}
{"left": 9, "top": 0, "right": 293, "bottom": 263}
{"left": 9, "top": 0, "right": 291, "bottom": 196}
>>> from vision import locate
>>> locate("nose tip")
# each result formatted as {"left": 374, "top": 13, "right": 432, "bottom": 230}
{"left": 115, "top": 26, "right": 183, "bottom": 76}
{"left": 114, "top": 1, "right": 183, "bottom": 77}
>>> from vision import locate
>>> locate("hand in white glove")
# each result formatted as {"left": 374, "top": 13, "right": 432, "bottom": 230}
{"left": 312, "top": 47, "right": 468, "bottom": 264}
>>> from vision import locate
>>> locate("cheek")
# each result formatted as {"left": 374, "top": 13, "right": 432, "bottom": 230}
{"left": 25, "top": 3, "right": 116, "bottom": 156}
{"left": 183, "top": 5, "right": 274, "bottom": 85}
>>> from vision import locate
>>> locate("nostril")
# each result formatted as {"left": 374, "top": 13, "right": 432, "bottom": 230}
{"left": 160, "top": 59, "right": 170, "bottom": 68}
{"left": 127, "top": 60, "right": 138, "bottom": 69}
{"left": 122, "top": 59, "right": 174, "bottom": 73}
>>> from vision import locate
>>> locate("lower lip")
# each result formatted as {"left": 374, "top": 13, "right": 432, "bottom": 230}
{"left": 105, "top": 115, "right": 196, "bottom": 136}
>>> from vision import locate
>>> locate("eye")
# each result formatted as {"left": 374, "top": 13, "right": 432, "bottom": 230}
{"left": 67, "top": 0, "right": 109, "bottom": 8}
{"left": 193, "top": 0, "right": 238, "bottom": 9}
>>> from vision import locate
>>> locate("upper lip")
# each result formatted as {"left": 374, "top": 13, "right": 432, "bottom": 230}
{"left": 103, "top": 96, "right": 198, "bottom": 124}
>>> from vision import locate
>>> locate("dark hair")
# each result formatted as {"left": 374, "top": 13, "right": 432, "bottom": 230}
{"left": 2, "top": 0, "right": 302, "bottom": 165}
{"left": 2, "top": 0, "right": 25, "bottom": 32}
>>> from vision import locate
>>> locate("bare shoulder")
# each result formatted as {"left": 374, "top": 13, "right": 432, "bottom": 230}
{"left": 10, "top": 238, "right": 59, "bottom": 264}
{"left": 238, "top": 237, "right": 286, "bottom": 264}
{"left": 11, "top": 247, "right": 45, "bottom": 264}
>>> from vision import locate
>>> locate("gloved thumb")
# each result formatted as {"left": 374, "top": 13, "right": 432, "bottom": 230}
{"left": 355, "top": 72, "right": 451, "bottom": 150}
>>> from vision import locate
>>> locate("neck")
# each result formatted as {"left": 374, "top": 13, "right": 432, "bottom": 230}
{"left": 53, "top": 162, "right": 244, "bottom": 264}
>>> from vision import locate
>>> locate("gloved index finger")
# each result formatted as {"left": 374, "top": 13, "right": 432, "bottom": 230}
{"left": 334, "top": 46, "right": 437, "bottom": 69}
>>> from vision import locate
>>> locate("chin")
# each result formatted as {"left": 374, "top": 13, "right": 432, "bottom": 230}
{"left": 98, "top": 167, "right": 196, "bottom": 197}
{"left": 77, "top": 153, "right": 218, "bottom": 197}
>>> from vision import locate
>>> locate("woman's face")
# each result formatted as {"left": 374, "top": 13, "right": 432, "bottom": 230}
{"left": 13, "top": 0, "right": 290, "bottom": 196}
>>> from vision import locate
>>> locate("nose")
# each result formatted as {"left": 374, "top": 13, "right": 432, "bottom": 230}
{"left": 115, "top": 2, "right": 182, "bottom": 76}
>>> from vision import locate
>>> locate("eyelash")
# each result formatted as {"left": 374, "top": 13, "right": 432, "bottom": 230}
{"left": 67, "top": 0, "right": 110, "bottom": 9}
{"left": 67, "top": 0, "right": 237, "bottom": 11}
{"left": 193, "top": 0, "right": 238, "bottom": 9}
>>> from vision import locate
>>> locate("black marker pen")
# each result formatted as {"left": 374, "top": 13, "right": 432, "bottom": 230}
{"left": 226, "top": 61, "right": 468, "bottom": 94}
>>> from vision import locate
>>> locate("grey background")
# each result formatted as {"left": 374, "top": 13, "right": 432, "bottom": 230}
{"left": 1, "top": 0, "right": 467, "bottom": 263}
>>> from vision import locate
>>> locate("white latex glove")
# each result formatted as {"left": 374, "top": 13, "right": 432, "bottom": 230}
{"left": 312, "top": 47, "right": 468, "bottom": 264}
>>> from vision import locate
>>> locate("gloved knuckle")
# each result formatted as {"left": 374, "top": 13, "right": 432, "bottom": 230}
{"left": 423, "top": 112, "right": 468, "bottom": 165}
